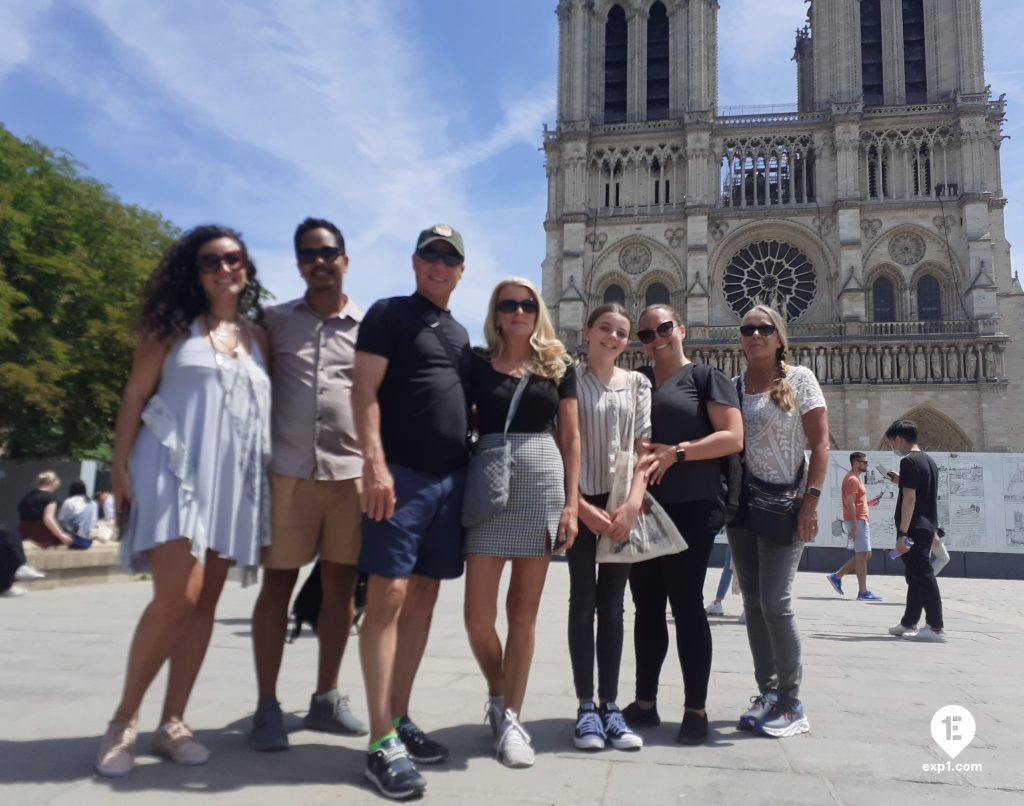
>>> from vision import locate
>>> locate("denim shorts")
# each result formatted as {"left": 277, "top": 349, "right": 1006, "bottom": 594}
{"left": 359, "top": 464, "right": 466, "bottom": 580}
{"left": 844, "top": 519, "right": 871, "bottom": 553}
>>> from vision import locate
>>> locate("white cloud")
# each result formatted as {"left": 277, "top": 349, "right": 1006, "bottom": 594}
{"left": 0, "top": 1, "right": 52, "bottom": 78}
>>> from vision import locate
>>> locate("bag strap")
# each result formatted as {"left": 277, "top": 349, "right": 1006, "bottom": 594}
{"left": 503, "top": 372, "right": 532, "bottom": 439}
{"left": 421, "top": 308, "right": 469, "bottom": 392}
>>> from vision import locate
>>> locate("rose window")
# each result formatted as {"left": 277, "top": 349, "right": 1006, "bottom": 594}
{"left": 723, "top": 240, "right": 817, "bottom": 320}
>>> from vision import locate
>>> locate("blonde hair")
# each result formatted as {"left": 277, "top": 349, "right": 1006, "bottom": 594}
{"left": 35, "top": 470, "right": 60, "bottom": 489}
{"left": 484, "top": 277, "right": 570, "bottom": 381}
{"left": 743, "top": 304, "right": 796, "bottom": 412}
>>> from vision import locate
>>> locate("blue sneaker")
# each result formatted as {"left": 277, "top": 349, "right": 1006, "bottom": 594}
{"left": 738, "top": 691, "right": 777, "bottom": 730}
{"left": 364, "top": 737, "right": 426, "bottom": 800}
{"left": 857, "top": 591, "right": 883, "bottom": 601}
{"left": 396, "top": 716, "right": 448, "bottom": 765}
{"left": 826, "top": 573, "right": 843, "bottom": 596}
{"left": 756, "top": 698, "right": 810, "bottom": 738}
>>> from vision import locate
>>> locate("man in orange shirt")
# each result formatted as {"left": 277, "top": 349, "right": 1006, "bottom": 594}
{"left": 826, "top": 453, "right": 882, "bottom": 601}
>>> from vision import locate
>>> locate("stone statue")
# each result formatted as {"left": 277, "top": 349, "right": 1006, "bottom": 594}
{"left": 946, "top": 347, "right": 959, "bottom": 380}
{"left": 930, "top": 347, "right": 943, "bottom": 380}
{"left": 897, "top": 347, "right": 910, "bottom": 380}
{"left": 815, "top": 347, "right": 828, "bottom": 381}
{"left": 849, "top": 348, "right": 862, "bottom": 381}
{"left": 913, "top": 346, "right": 927, "bottom": 381}
{"left": 865, "top": 348, "right": 878, "bottom": 381}
{"left": 881, "top": 348, "right": 892, "bottom": 380}
{"left": 984, "top": 346, "right": 997, "bottom": 379}
{"left": 965, "top": 347, "right": 978, "bottom": 380}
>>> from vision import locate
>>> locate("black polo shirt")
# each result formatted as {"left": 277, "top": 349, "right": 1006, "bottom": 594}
{"left": 356, "top": 293, "right": 470, "bottom": 476}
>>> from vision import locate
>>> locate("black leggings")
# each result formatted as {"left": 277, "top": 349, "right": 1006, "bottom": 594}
{"left": 0, "top": 528, "right": 27, "bottom": 593}
{"left": 567, "top": 493, "right": 631, "bottom": 702}
{"left": 628, "top": 500, "right": 723, "bottom": 711}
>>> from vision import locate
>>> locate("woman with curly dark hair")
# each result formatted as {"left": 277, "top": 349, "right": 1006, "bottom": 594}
{"left": 96, "top": 225, "right": 272, "bottom": 777}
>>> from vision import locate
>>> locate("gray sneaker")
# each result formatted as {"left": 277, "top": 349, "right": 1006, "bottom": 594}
{"left": 304, "top": 689, "right": 368, "bottom": 736}
{"left": 495, "top": 710, "right": 534, "bottom": 768}
{"left": 250, "top": 698, "right": 289, "bottom": 751}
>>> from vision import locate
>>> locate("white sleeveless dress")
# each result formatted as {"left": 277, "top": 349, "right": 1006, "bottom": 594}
{"left": 121, "top": 320, "right": 271, "bottom": 585}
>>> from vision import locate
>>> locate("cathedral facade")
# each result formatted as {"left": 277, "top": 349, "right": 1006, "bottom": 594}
{"left": 543, "top": 0, "right": 1024, "bottom": 452}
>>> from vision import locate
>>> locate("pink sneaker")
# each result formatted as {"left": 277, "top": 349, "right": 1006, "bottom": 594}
{"left": 95, "top": 720, "right": 137, "bottom": 777}
{"left": 151, "top": 718, "right": 211, "bottom": 766}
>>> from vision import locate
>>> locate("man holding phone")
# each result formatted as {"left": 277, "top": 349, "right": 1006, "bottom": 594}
{"left": 826, "top": 452, "right": 882, "bottom": 600}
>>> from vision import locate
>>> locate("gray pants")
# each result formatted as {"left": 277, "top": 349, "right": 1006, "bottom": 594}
{"left": 726, "top": 526, "right": 805, "bottom": 702}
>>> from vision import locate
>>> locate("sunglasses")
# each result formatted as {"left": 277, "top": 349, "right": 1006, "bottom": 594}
{"left": 637, "top": 321, "right": 676, "bottom": 344}
{"left": 197, "top": 251, "right": 245, "bottom": 274}
{"left": 739, "top": 323, "right": 778, "bottom": 337}
{"left": 297, "top": 246, "right": 344, "bottom": 264}
{"left": 496, "top": 298, "right": 540, "bottom": 315}
{"left": 417, "top": 249, "right": 463, "bottom": 267}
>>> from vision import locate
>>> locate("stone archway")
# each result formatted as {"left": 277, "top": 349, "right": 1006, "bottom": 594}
{"left": 875, "top": 405, "right": 973, "bottom": 452}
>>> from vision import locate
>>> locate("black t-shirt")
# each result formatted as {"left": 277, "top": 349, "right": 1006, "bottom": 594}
{"left": 895, "top": 450, "right": 939, "bottom": 534}
{"left": 18, "top": 489, "right": 57, "bottom": 521}
{"left": 470, "top": 351, "right": 576, "bottom": 435}
{"left": 356, "top": 293, "right": 470, "bottom": 476}
{"left": 640, "top": 362, "right": 740, "bottom": 505}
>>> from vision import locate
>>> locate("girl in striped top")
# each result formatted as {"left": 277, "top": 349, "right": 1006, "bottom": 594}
{"left": 566, "top": 303, "right": 651, "bottom": 752}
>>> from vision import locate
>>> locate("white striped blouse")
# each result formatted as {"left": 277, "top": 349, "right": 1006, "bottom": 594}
{"left": 575, "top": 364, "right": 652, "bottom": 496}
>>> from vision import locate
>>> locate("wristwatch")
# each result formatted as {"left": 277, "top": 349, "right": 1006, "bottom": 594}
{"left": 897, "top": 530, "right": 908, "bottom": 538}
{"left": 675, "top": 446, "right": 686, "bottom": 463}
{"left": 806, "top": 487, "right": 821, "bottom": 498}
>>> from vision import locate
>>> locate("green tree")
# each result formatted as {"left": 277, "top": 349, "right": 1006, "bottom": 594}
{"left": 0, "top": 124, "right": 178, "bottom": 458}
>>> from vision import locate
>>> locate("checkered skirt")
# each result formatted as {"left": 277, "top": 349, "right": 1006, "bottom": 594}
{"left": 465, "top": 432, "right": 565, "bottom": 557}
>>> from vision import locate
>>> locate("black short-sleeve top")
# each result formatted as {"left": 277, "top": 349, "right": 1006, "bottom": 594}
{"left": 470, "top": 350, "right": 576, "bottom": 436}
{"left": 355, "top": 293, "right": 470, "bottom": 476}
{"left": 18, "top": 489, "right": 57, "bottom": 521}
{"left": 639, "top": 362, "right": 740, "bottom": 505}
{"left": 895, "top": 451, "right": 939, "bottom": 534}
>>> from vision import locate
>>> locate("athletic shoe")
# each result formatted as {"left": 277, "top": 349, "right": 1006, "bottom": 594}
{"left": 396, "top": 716, "right": 448, "bottom": 764}
{"left": 484, "top": 697, "right": 504, "bottom": 738}
{"left": 756, "top": 698, "right": 810, "bottom": 738}
{"left": 495, "top": 710, "right": 534, "bottom": 768}
{"left": 826, "top": 573, "right": 844, "bottom": 596}
{"left": 1, "top": 585, "right": 27, "bottom": 597}
{"left": 857, "top": 591, "right": 883, "bottom": 601}
{"left": 249, "top": 697, "right": 289, "bottom": 751}
{"left": 888, "top": 623, "right": 918, "bottom": 637}
{"left": 365, "top": 737, "right": 426, "bottom": 800}
{"left": 621, "top": 701, "right": 661, "bottom": 727}
{"left": 15, "top": 564, "right": 45, "bottom": 581}
{"left": 573, "top": 703, "right": 606, "bottom": 750}
{"left": 907, "top": 626, "right": 946, "bottom": 642}
{"left": 150, "top": 718, "right": 211, "bottom": 766}
{"left": 602, "top": 703, "right": 642, "bottom": 750}
{"left": 705, "top": 601, "right": 724, "bottom": 616}
{"left": 95, "top": 719, "right": 137, "bottom": 777}
{"left": 738, "top": 691, "right": 778, "bottom": 730}
{"left": 677, "top": 711, "right": 709, "bottom": 745}
{"left": 304, "top": 689, "right": 367, "bottom": 735}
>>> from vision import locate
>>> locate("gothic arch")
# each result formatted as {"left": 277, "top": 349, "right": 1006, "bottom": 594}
{"left": 876, "top": 406, "right": 973, "bottom": 452}
{"left": 862, "top": 223, "right": 956, "bottom": 275}
{"left": 863, "top": 263, "right": 908, "bottom": 320}
{"left": 910, "top": 261, "right": 958, "bottom": 320}
{"left": 589, "top": 235, "right": 684, "bottom": 293}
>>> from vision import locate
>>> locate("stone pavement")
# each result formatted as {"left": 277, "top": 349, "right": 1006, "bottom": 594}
{"left": 2, "top": 563, "right": 1022, "bottom": 806}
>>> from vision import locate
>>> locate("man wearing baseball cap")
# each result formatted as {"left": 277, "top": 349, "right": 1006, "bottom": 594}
{"left": 352, "top": 224, "right": 471, "bottom": 798}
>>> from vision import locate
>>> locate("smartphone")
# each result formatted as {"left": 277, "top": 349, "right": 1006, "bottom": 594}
{"left": 876, "top": 464, "right": 893, "bottom": 480}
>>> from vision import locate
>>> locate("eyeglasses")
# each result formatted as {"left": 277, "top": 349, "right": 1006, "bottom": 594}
{"left": 197, "top": 251, "right": 245, "bottom": 274}
{"left": 417, "top": 249, "right": 463, "bottom": 267}
{"left": 637, "top": 321, "right": 676, "bottom": 344}
{"left": 496, "top": 298, "right": 540, "bottom": 315}
{"left": 297, "top": 246, "right": 344, "bottom": 264}
{"left": 739, "top": 323, "right": 778, "bottom": 337}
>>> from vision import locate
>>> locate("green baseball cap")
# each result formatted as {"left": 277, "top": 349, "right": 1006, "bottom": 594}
{"left": 415, "top": 224, "right": 465, "bottom": 260}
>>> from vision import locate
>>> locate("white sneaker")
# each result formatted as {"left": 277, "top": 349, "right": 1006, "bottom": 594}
{"left": 495, "top": 710, "right": 534, "bottom": 768}
{"left": 15, "top": 564, "right": 45, "bottom": 581}
{"left": 1, "top": 585, "right": 27, "bottom": 597}
{"left": 888, "top": 623, "right": 918, "bottom": 637}
{"left": 705, "top": 601, "right": 724, "bottom": 616}
{"left": 908, "top": 626, "right": 946, "bottom": 642}
{"left": 484, "top": 697, "right": 504, "bottom": 738}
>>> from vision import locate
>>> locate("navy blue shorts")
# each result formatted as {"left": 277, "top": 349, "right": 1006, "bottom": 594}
{"left": 359, "top": 464, "right": 466, "bottom": 580}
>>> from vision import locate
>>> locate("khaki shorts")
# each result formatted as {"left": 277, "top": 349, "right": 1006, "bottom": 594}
{"left": 263, "top": 474, "right": 362, "bottom": 569}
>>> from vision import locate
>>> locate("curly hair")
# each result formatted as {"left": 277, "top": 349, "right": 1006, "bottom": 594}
{"left": 139, "top": 224, "right": 263, "bottom": 340}
{"left": 483, "top": 277, "right": 570, "bottom": 381}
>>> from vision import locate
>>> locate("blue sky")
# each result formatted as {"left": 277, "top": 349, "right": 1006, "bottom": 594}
{"left": 1, "top": 0, "right": 1021, "bottom": 340}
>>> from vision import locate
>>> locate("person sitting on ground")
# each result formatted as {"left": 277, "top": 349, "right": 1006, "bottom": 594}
{"left": 57, "top": 480, "right": 96, "bottom": 550}
{"left": 17, "top": 471, "right": 74, "bottom": 549}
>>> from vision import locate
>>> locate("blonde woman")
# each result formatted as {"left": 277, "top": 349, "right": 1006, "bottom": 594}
{"left": 464, "top": 277, "right": 580, "bottom": 768}
{"left": 727, "top": 304, "right": 828, "bottom": 738}
{"left": 17, "top": 471, "right": 74, "bottom": 549}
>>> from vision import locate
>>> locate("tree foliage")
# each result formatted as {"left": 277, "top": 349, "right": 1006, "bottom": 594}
{"left": 0, "top": 124, "right": 179, "bottom": 458}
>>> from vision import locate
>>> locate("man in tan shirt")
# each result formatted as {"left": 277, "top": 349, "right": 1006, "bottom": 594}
{"left": 249, "top": 218, "right": 367, "bottom": 750}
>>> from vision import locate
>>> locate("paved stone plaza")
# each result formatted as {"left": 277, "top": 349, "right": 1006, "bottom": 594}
{"left": 2, "top": 563, "right": 1021, "bottom": 805}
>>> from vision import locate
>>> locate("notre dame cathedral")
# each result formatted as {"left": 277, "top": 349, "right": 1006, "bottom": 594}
{"left": 542, "top": 0, "right": 1023, "bottom": 452}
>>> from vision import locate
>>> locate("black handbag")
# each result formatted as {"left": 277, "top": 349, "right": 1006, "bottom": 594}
{"left": 744, "top": 462, "right": 805, "bottom": 546}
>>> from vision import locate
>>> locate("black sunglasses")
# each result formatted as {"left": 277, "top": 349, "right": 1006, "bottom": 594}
{"left": 496, "top": 298, "right": 540, "bottom": 315}
{"left": 197, "top": 251, "right": 245, "bottom": 274}
{"left": 739, "top": 323, "right": 778, "bottom": 337}
{"left": 637, "top": 321, "right": 676, "bottom": 344}
{"left": 297, "top": 246, "right": 344, "bottom": 264}
{"left": 417, "top": 249, "right": 463, "bottom": 267}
